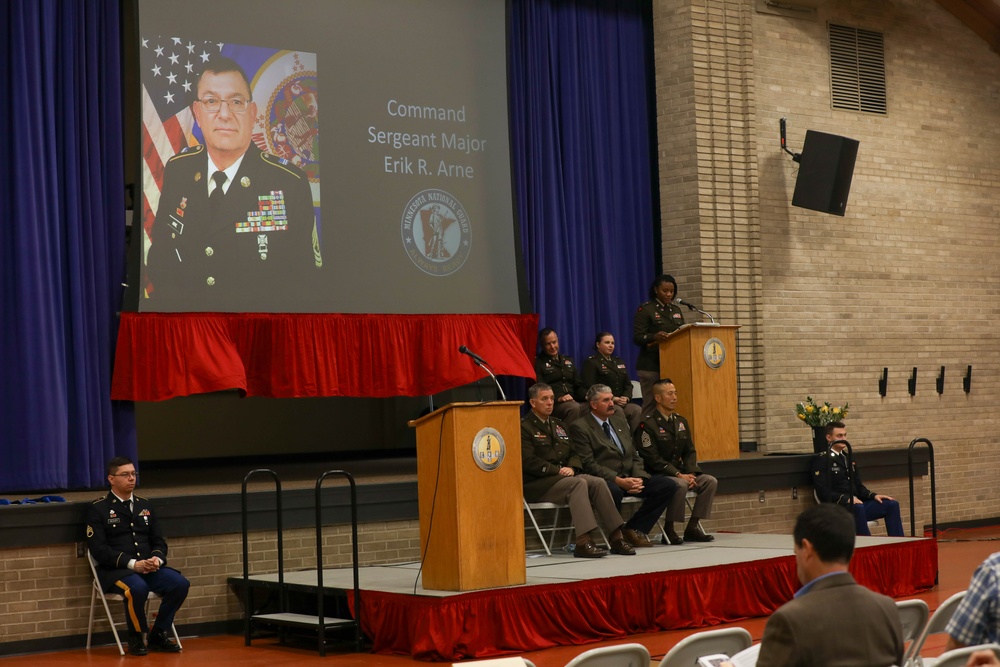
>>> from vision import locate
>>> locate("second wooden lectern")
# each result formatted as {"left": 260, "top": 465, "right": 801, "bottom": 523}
{"left": 408, "top": 401, "right": 526, "bottom": 591}
{"left": 658, "top": 324, "right": 740, "bottom": 461}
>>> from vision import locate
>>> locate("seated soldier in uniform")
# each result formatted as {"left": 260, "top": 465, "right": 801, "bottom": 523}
{"left": 86, "top": 457, "right": 190, "bottom": 656}
{"left": 634, "top": 378, "right": 717, "bottom": 544}
{"left": 534, "top": 328, "right": 586, "bottom": 423}
{"left": 521, "top": 383, "right": 637, "bottom": 557}
{"left": 812, "top": 421, "right": 904, "bottom": 537}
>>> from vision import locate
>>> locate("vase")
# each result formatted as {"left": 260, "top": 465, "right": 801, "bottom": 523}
{"left": 811, "top": 425, "right": 828, "bottom": 453}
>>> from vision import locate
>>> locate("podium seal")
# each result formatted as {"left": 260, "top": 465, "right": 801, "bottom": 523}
{"left": 472, "top": 427, "right": 505, "bottom": 472}
{"left": 703, "top": 337, "right": 726, "bottom": 369}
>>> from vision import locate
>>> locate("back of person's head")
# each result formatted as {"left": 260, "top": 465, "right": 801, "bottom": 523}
{"left": 793, "top": 503, "right": 855, "bottom": 564}
{"left": 106, "top": 456, "right": 134, "bottom": 477}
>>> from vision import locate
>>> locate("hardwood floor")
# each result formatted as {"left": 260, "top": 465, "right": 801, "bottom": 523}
{"left": 3, "top": 528, "right": 997, "bottom": 666}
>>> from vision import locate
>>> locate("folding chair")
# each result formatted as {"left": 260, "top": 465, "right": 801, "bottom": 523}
{"left": 658, "top": 627, "right": 753, "bottom": 667}
{"left": 564, "top": 642, "right": 651, "bottom": 667}
{"left": 523, "top": 498, "right": 576, "bottom": 556}
{"left": 86, "top": 551, "right": 182, "bottom": 655}
{"left": 932, "top": 643, "right": 1000, "bottom": 667}
{"left": 451, "top": 658, "right": 537, "bottom": 667}
{"left": 614, "top": 495, "right": 667, "bottom": 540}
{"left": 904, "top": 591, "right": 966, "bottom": 667}
{"left": 896, "top": 599, "right": 930, "bottom": 661}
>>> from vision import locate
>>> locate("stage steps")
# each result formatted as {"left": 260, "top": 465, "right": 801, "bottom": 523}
{"left": 240, "top": 469, "right": 362, "bottom": 656}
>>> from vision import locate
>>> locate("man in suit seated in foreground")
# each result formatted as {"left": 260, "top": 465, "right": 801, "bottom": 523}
{"left": 568, "top": 383, "right": 676, "bottom": 547}
{"left": 756, "top": 503, "right": 904, "bottom": 667}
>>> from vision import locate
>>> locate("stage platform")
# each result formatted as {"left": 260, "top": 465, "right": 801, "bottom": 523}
{"left": 233, "top": 532, "right": 938, "bottom": 661}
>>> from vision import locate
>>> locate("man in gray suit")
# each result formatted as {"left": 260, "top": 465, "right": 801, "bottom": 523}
{"left": 568, "top": 384, "right": 676, "bottom": 547}
{"left": 757, "top": 503, "right": 904, "bottom": 667}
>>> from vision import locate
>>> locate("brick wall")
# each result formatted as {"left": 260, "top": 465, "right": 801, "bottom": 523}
{"left": 0, "top": 521, "right": 424, "bottom": 646}
{"left": 652, "top": 0, "right": 1000, "bottom": 525}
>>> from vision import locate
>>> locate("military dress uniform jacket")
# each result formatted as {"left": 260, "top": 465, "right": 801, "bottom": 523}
{"left": 86, "top": 493, "right": 171, "bottom": 592}
{"left": 633, "top": 300, "right": 685, "bottom": 372}
{"left": 534, "top": 354, "right": 585, "bottom": 401}
{"left": 581, "top": 354, "right": 633, "bottom": 401}
{"left": 521, "top": 411, "right": 582, "bottom": 501}
{"left": 812, "top": 448, "right": 877, "bottom": 506}
{"left": 569, "top": 413, "right": 649, "bottom": 483}
{"left": 635, "top": 411, "right": 703, "bottom": 477}
{"left": 147, "top": 144, "right": 319, "bottom": 312}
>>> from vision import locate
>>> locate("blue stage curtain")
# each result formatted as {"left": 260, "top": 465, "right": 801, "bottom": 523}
{"left": 509, "top": 0, "right": 658, "bottom": 367}
{"left": 0, "top": 0, "right": 134, "bottom": 492}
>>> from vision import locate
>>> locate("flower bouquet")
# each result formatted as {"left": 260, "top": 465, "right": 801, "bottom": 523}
{"left": 794, "top": 396, "right": 849, "bottom": 427}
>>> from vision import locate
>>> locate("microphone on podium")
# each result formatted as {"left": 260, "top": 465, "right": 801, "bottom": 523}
{"left": 458, "top": 345, "right": 506, "bottom": 401}
{"left": 458, "top": 345, "right": 487, "bottom": 365}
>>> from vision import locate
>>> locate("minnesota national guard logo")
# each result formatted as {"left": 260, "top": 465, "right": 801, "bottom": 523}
{"left": 472, "top": 427, "right": 505, "bottom": 472}
{"left": 703, "top": 337, "right": 726, "bottom": 369}
{"left": 401, "top": 189, "right": 471, "bottom": 276}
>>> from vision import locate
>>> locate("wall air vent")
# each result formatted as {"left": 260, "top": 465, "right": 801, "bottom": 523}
{"left": 829, "top": 23, "right": 887, "bottom": 114}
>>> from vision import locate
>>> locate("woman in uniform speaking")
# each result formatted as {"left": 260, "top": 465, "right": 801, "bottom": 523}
{"left": 633, "top": 274, "right": 685, "bottom": 410}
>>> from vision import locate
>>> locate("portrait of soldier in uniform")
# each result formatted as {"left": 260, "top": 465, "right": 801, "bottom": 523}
{"left": 145, "top": 56, "right": 321, "bottom": 312}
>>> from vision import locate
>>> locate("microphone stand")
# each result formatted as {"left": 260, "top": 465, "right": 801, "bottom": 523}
{"left": 678, "top": 301, "right": 718, "bottom": 324}
{"left": 472, "top": 359, "right": 507, "bottom": 401}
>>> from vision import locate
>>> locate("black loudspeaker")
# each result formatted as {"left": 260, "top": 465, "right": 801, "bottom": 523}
{"left": 791, "top": 130, "right": 859, "bottom": 216}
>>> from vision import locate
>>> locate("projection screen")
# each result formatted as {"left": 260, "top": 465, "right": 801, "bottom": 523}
{"left": 135, "top": 0, "right": 522, "bottom": 314}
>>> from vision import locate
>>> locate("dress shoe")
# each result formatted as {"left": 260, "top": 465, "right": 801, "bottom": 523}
{"left": 661, "top": 528, "right": 684, "bottom": 545}
{"left": 609, "top": 538, "right": 636, "bottom": 555}
{"left": 621, "top": 527, "right": 653, "bottom": 548}
{"left": 147, "top": 628, "right": 182, "bottom": 653}
{"left": 573, "top": 539, "right": 608, "bottom": 558}
{"left": 684, "top": 527, "right": 715, "bottom": 543}
{"left": 127, "top": 633, "right": 147, "bottom": 656}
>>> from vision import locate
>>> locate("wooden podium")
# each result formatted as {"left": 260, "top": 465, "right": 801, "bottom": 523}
{"left": 658, "top": 324, "right": 741, "bottom": 461}
{"left": 408, "top": 401, "right": 526, "bottom": 591}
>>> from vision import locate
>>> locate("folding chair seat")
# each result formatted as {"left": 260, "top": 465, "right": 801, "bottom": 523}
{"left": 905, "top": 591, "right": 967, "bottom": 667}
{"left": 86, "top": 551, "right": 182, "bottom": 655}
{"left": 896, "top": 599, "right": 930, "bottom": 661}
{"left": 523, "top": 499, "right": 576, "bottom": 556}
{"left": 658, "top": 627, "right": 752, "bottom": 666}
{"left": 565, "top": 642, "right": 650, "bottom": 667}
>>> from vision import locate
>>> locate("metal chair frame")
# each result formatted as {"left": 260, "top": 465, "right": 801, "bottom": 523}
{"left": 85, "top": 550, "right": 182, "bottom": 655}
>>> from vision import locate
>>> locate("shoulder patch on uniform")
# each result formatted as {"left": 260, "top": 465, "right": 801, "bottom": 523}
{"left": 167, "top": 144, "right": 204, "bottom": 162}
{"left": 261, "top": 151, "right": 304, "bottom": 179}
